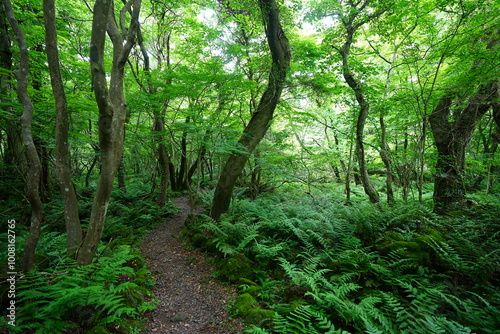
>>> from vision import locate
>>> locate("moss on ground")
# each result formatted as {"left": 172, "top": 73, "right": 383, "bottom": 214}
{"left": 217, "top": 253, "right": 254, "bottom": 282}
{"left": 232, "top": 293, "right": 275, "bottom": 326}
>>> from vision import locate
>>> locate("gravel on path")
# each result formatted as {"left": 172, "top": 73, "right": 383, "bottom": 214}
{"left": 140, "top": 196, "right": 244, "bottom": 333}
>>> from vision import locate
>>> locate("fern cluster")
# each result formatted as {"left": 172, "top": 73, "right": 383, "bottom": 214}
{"left": 198, "top": 189, "right": 500, "bottom": 333}
{"left": 4, "top": 245, "right": 155, "bottom": 333}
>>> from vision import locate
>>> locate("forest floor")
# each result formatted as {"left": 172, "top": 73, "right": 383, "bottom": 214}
{"left": 140, "top": 196, "right": 244, "bottom": 334}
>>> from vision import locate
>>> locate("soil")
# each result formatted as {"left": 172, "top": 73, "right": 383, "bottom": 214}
{"left": 140, "top": 196, "right": 244, "bottom": 333}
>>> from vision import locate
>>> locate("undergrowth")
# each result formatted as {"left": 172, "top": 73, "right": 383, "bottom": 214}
{"left": 190, "top": 187, "right": 500, "bottom": 333}
{"left": 0, "top": 182, "right": 175, "bottom": 333}
{"left": 4, "top": 245, "right": 156, "bottom": 333}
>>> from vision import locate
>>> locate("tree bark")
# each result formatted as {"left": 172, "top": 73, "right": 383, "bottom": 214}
{"left": 210, "top": 0, "right": 291, "bottom": 220}
{"left": 335, "top": 2, "right": 384, "bottom": 204}
{"left": 429, "top": 87, "right": 492, "bottom": 214}
{"left": 340, "top": 48, "right": 380, "bottom": 204}
{"left": 4, "top": 0, "right": 44, "bottom": 272}
{"left": 485, "top": 128, "right": 499, "bottom": 194}
{"left": 151, "top": 30, "right": 171, "bottom": 206}
{"left": 154, "top": 113, "right": 170, "bottom": 205}
{"left": 77, "top": 0, "right": 141, "bottom": 265}
{"left": 379, "top": 113, "right": 394, "bottom": 203}
{"left": 0, "top": 5, "right": 26, "bottom": 183}
{"left": 43, "top": 0, "right": 83, "bottom": 256}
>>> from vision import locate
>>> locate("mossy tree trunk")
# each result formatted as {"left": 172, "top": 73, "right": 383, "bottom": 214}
{"left": 4, "top": 0, "right": 44, "bottom": 272}
{"left": 210, "top": 0, "right": 291, "bottom": 220}
{"left": 77, "top": 0, "right": 142, "bottom": 265}
{"left": 429, "top": 88, "right": 493, "bottom": 214}
{"left": 43, "top": 0, "right": 83, "bottom": 256}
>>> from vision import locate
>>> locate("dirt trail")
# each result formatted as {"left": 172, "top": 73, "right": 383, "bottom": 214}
{"left": 140, "top": 196, "right": 243, "bottom": 333}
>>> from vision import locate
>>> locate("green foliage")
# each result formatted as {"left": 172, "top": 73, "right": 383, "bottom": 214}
{"left": 233, "top": 293, "right": 275, "bottom": 326}
{"left": 101, "top": 185, "right": 178, "bottom": 245}
{"left": 10, "top": 245, "right": 154, "bottom": 333}
{"left": 196, "top": 190, "right": 500, "bottom": 333}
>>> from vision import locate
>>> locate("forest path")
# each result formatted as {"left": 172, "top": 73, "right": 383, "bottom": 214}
{"left": 140, "top": 196, "right": 243, "bottom": 333}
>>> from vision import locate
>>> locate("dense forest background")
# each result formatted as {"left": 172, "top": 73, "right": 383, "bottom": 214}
{"left": 0, "top": 0, "right": 499, "bottom": 333}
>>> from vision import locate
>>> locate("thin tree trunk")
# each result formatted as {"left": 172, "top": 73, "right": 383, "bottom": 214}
{"left": 85, "top": 155, "right": 97, "bottom": 188}
{"left": 210, "top": 0, "right": 291, "bottom": 220}
{"left": 35, "top": 138, "right": 51, "bottom": 201}
{"left": 0, "top": 7, "right": 26, "bottom": 179}
{"left": 342, "top": 63, "right": 379, "bottom": 203}
{"left": 345, "top": 137, "right": 354, "bottom": 204}
{"left": 4, "top": 0, "right": 44, "bottom": 272}
{"left": 117, "top": 158, "right": 126, "bottom": 192}
{"left": 485, "top": 136, "right": 498, "bottom": 194}
{"left": 379, "top": 113, "right": 394, "bottom": 203}
{"left": 336, "top": 4, "right": 384, "bottom": 204}
{"left": 43, "top": 0, "right": 82, "bottom": 256}
{"left": 417, "top": 121, "right": 426, "bottom": 203}
{"left": 175, "top": 116, "right": 190, "bottom": 191}
{"left": 153, "top": 31, "right": 171, "bottom": 206}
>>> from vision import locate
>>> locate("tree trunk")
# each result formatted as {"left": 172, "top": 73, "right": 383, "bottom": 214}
{"left": 154, "top": 116, "right": 170, "bottom": 205}
{"left": 117, "top": 158, "right": 126, "bottom": 192}
{"left": 485, "top": 141, "right": 498, "bottom": 194}
{"left": 152, "top": 31, "right": 171, "bottom": 206}
{"left": 336, "top": 5, "right": 383, "bottom": 205}
{"left": 43, "top": 0, "right": 82, "bottom": 256}
{"left": 0, "top": 6, "right": 26, "bottom": 183}
{"left": 210, "top": 0, "right": 291, "bottom": 220}
{"left": 429, "top": 89, "right": 492, "bottom": 214}
{"left": 77, "top": 0, "right": 141, "bottom": 265}
{"left": 34, "top": 138, "right": 51, "bottom": 201}
{"left": 342, "top": 68, "right": 379, "bottom": 203}
{"left": 344, "top": 130, "right": 355, "bottom": 203}
{"left": 174, "top": 116, "right": 190, "bottom": 191}
{"left": 4, "top": 0, "right": 44, "bottom": 272}
{"left": 379, "top": 112, "right": 395, "bottom": 203}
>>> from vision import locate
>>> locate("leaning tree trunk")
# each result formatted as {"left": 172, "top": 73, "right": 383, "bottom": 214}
{"left": 4, "top": 0, "right": 44, "bottom": 272}
{"left": 210, "top": 0, "right": 291, "bottom": 220}
{"left": 43, "top": 0, "right": 82, "bottom": 256}
{"left": 76, "top": 0, "right": 141, "bottom": 265}
{"left": 429, "top": 89, "right": 492, "bottom": 214}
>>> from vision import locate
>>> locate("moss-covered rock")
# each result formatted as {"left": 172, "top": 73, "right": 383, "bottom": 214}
{"left": 217, "top": 253, "right": 254, "bottom": 282}
{"left": 238, "top": 278, "right": 262, "bottom": 296}
{"left": 377, "top": 228, "right": 447, "bottom": 267}
{"left": 233, "top": 293, "right": 259, "bottom": 313}
{"left": 232, "top": 293, "right": 275, "bottom": 326}
{"left": 415, "top": 228, "right": 445, "bottom": 248}
{"left": 243, "top": 308, "right": 275, "bottom": 326}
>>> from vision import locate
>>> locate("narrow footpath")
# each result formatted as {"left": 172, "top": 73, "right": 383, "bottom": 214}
{"left": 140, "top": 196, "right": 244, "bottom": 333}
